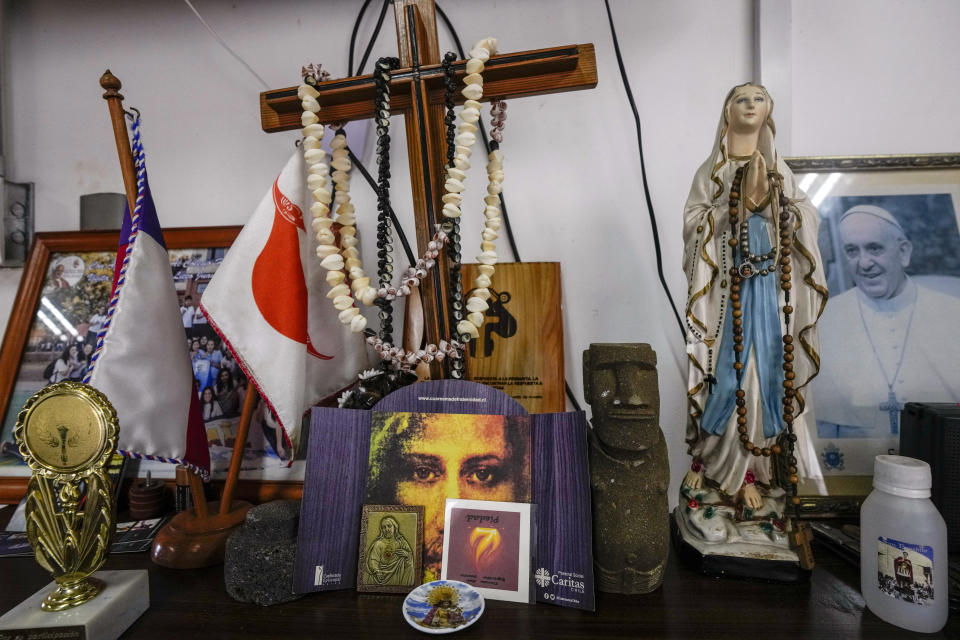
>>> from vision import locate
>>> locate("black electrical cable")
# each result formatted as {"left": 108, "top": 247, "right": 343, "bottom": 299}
{"left": 603, "top": 0, "right": 685, "bottom": 340}
{"left": 435, "top": 2, "right": 582, "bottom": 412}
{"left": 347, "top": 0, "right": 374, "bottom": 76}
{"left": 356, "top": 0, "right": 392, "bottom": 76}
{"left": 345, "top": 0, "right": 416, "bottom": 265}
{"left": 434, "top": 3, "right": 464, "bottom": 56}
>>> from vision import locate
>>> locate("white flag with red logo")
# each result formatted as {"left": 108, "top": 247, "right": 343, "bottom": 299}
{"left": 200, "top": 151, "right": 368, "bottom": 454}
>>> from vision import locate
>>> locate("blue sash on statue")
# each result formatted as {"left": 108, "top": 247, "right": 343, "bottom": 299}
{"left": 701, "top": 214, "right": 784, "bottom": 438}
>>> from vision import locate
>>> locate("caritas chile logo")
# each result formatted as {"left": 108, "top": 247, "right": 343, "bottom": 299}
{"left": 536, "top": 566, "right": 586, "bottom": 592}
{"left": 535, "top": 567, "right": 551, "bottom": 588}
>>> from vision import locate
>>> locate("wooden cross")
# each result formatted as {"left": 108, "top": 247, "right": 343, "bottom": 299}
{"left": 259, "top": 0, "right": 597, "bottom": 376}
{"left": 789, "top": 521, "right": 816, "bottom": 570}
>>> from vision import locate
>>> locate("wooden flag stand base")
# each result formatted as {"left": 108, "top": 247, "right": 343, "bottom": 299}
{"left": 148, "top": 383, "right": 258, "bottom": 568}
{"left": 100, "top": 69, "right": 252, "bottom": 568}
{"left": 149, "top": 499, "right": 250, "bottom": 569}
{"left": 148, "top": 384, "right": 259, "bottom": 568}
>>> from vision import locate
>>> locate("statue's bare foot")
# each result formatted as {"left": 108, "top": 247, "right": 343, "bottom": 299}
{"left": 683, "top": 469, "right": 703, "bottom": 490}
{"left": 741, "top": 484, "right": 763, "bottom": 510}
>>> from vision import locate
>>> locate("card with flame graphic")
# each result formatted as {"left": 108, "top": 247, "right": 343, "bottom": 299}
{"left": 441, "top": 499, "right": 532, "bottom": 603}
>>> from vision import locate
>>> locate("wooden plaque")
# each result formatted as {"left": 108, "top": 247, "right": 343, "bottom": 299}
{"left": 462, "top": 262, "right": 564, "bottom": 413}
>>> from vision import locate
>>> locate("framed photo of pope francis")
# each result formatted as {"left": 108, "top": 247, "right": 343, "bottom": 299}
{"left": 0, "top": 226, "right": 310, "bottom": 504}
{"left": 785, "top": 153, "right": 960, "bottom": 515}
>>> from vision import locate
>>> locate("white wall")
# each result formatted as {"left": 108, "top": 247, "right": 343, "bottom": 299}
{"left": 1, "top": 0, "right": 958, "bottom": 504}
{"left": 790, "top": 0, "right": 960, "bottom": 156}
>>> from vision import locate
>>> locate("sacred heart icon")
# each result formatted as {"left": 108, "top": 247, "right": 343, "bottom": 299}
{"left": 469, "top": 527, "right": 502, "bottom": 571}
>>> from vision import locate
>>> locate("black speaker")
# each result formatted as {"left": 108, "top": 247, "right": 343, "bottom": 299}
{"left": 900, "top": 403, "right": 960, "bottom": 552}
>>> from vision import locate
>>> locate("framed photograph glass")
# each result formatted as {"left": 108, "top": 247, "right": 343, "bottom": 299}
{"left": 0, "top": 227, "right": 306, "bottom": 504}
{"left": 356, "top": 504, "right": 424, "bottom": 594}
{"left": 785, "top": 153, "right": 960, "bottom": 516}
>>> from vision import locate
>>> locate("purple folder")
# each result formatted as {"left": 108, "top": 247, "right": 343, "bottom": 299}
{"left": 292, "top": 380, "right": 595, "bottom": 611}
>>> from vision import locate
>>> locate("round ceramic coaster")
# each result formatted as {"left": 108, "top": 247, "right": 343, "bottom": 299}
{"left": 402, "top": 580, "right": 485, "bottom": 634}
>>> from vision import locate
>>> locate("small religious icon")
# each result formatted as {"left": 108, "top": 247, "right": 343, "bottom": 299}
{"left": 422, "top": 584, "right": 465, "bottom": 629}
{"left": 14, "top": 381, "right": 120, "bottom": 610}
{"left": 675, "top": 82, "right": 828, "bottom": 580}
{"left": 356, "top": 504, "right": 423, "bottom": 594}
{"left": 402, "top": 580, "right": 484, "bottom": 634}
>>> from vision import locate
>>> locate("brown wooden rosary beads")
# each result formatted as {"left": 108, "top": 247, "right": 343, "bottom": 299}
{"left": 727, "top": 164, "right": 800, "bottom": 506}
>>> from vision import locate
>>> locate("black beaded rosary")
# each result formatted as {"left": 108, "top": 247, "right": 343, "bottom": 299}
{"left": 332, "top": 46, "right": 505, "bottom": 408}
{"left": 373, "top": 56, "right": 401, "bottom": 346}
{"left": 362, "top": 54, "right": 477, "bottom": 379}
{"left": 441, "top": 51, "right": 468, "bottom": 379}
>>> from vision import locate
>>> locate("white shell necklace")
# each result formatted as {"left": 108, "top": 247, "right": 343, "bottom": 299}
{"left": 298, "top": 38, "right": 505, "bottom": 371}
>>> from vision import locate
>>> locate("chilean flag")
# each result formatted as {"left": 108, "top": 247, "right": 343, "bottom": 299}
{"left": 200, "top": 151, "right": 367, "bottom": 455}
{"left": 85, "top": 119, "right": 210, "bottom": 477}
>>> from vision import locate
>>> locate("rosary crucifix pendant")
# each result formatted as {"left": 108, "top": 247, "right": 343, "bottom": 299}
{"left": 879, "top": 389, "right": 903, "bottom": 435}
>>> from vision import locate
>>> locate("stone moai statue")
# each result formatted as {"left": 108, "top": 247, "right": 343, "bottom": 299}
{"left": 583, "top": 343, "right": 669, "bottom": 594}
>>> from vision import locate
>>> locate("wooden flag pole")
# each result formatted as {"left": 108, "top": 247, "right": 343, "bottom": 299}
{"left": 98, "top": 71, "right": 138, "bottom": 213}
{"left": 99, "top": 70, "right": 252, "bottom": 568}
{"left": 219, "top": 385, "right": 258, "bottom": 515}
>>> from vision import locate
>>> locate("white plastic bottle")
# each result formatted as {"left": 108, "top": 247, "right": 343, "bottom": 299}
{"left": 860, "top": 455, "right": 948, "bottom": 633}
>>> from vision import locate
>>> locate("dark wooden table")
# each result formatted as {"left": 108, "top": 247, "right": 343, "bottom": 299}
{"left": 1, "top": 521, "right": 957, "bottom": 639}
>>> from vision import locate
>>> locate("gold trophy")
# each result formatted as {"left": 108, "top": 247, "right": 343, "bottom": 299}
{"left": 14, "top": 381, "right": 119, "bottom": 611}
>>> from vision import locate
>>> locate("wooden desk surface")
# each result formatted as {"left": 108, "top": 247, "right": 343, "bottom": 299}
{"left": 1, "top": 534, "right": 956, "bottom": 639}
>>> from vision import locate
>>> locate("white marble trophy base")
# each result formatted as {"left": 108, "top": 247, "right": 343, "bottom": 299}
{"left": 0, "top": 570, "right": 149, "bottom": 640}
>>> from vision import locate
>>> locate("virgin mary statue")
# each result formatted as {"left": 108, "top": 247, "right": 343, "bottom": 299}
{"left": 680, "top": 83, "right": 827, "bottom": 533}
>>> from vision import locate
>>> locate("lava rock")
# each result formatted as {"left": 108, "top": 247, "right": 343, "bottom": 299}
{"left": 224, "top": 500, "right": 303, "bottom": 606}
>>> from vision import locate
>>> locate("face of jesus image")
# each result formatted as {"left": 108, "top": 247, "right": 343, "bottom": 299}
{"left": 367, "top": 412, "right": 530, "bottom": 581}
{"left": 379, "top": 515, "right": 399, "bottom": 539}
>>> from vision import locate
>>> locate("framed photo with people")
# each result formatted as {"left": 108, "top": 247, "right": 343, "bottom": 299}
{"left": 0, "top": 226, "right": 308, "bottom": 504}
{"left": 785, "top": 153, "right": 960, "bottom": 516}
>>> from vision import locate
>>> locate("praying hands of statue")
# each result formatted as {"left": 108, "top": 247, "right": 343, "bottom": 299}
{"left": 742, "top": 150, "right": 770, "bottom": 217}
